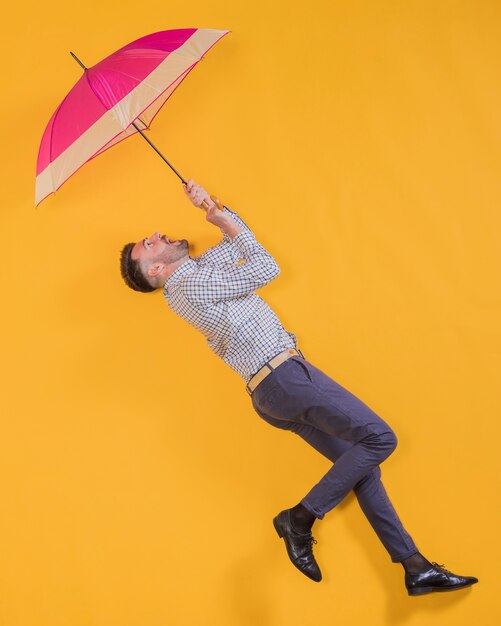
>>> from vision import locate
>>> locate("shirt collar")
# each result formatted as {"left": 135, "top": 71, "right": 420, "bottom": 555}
{"left": 163, "top": 257, "right": 198, "bottom": 292}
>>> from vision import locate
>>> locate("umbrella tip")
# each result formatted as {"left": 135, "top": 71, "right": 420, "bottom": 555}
{"left": 70, "top": 51, "right": 87, "bottom": 70}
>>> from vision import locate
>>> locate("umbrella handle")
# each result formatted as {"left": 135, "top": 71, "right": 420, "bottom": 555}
{"left": 201, "top": 195, "right": 224, "bottom": 211}
{"left": 182, "top": 181, "right": 224, "bottom": 212}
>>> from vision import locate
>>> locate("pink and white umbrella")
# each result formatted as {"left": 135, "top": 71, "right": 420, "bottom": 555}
{"left": 35, "top": 28, "right": 229, "bottom": 207}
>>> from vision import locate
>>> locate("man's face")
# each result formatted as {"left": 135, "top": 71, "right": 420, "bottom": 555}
{"left": 131, "top": 231, "right": 189, "bottom": 270}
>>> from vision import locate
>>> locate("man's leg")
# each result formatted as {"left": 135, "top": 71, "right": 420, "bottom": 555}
{"left": 251, "top": 356, "right": 479, "bottom": 592}
{"left": 283, "top": 420, "right": 418, "bottom": 562}
{"left": 252, "top": 356, "right": 402, "bottom": 519}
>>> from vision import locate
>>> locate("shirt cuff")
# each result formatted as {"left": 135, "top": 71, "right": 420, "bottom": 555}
{"left": 230, "top": 229, "right": 255, "bottom": 246}
{"left": 221, "top": 206, "right": 237, "bottom": 239}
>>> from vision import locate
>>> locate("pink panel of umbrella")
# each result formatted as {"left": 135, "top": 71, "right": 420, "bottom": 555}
{"left": 36, "top": 28, "right": 229, "bottom": 206}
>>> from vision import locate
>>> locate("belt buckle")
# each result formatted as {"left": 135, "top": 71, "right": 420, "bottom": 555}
{"left": 246, "top": 348, "right": 303, "bottom": 395}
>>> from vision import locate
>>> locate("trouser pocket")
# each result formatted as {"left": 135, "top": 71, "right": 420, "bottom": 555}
{"left": 291, "top": 357, "right": 314, "bottom": 383}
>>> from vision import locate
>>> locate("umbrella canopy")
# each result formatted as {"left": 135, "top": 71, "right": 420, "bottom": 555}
{"left": 35, "top": 28, "right": 229, "bottom": 206}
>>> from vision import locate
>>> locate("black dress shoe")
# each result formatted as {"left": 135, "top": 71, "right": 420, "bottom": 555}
{"left": 405, "top": 561, "right": 479, "bottom": 596}
{"left": 272, "top": 509, "right": 322, "bottom": 582}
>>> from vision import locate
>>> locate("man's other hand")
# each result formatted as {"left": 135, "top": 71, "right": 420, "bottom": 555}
{"left": 204, "top": 202, "right": 231, "bottom": 229}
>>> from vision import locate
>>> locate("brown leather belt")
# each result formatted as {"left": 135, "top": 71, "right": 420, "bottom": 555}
{"left": 246, "top": 348, "right": 303, "bottom": 395}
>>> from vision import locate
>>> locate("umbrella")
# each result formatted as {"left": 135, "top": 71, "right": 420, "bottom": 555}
{"left": 35, "top": 28, "right": 229, "bottom": 207}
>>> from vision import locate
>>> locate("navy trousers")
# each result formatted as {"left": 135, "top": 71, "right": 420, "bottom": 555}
{"left": 249, "top": 355, "right": 419, "bottom": 562}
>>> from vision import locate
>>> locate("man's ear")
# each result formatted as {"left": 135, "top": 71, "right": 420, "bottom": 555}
{"left": 147, "top": 263, "right": 164, "bottom": 278}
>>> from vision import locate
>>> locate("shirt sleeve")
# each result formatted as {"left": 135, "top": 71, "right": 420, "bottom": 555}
{"left": 183, "top": 230, "right": 280, "bottom": 305}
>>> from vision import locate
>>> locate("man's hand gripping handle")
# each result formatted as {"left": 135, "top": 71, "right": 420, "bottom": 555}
{"left": 183, "top": 178, "right": 244, "bottom": 240}
{"left": 183, "top": 178, "right": 224, "bottom": 212}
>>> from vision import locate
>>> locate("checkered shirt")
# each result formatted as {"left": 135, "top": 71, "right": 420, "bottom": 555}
{"left": 163, "top": 206, "right": 298, "bottom": 383}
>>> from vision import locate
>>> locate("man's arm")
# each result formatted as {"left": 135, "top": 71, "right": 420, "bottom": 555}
{"left": 196, "top": 206, "right": 252, "bottom": 267}
{"left": 182, "top": 190, "right": 281, "bottom": 305}
{"left": 220, "top": 205, "right": 253, "bottom": 241}
{"left": 220, "top": 210, "right": 245, "bottom": 240}
{"left": 184, "top": 230, "right": 281, "bottom": 306}
{"left": 184, "top": 179, "right": 254, "bottom": 266}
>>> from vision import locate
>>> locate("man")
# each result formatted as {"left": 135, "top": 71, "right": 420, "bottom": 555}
{"left": 119, "top": 179, "right": 478, "bottom": 595}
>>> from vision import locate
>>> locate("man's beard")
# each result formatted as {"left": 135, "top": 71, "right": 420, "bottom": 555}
{"left": 170, "top": 239, "right": 189, "bottom": 261}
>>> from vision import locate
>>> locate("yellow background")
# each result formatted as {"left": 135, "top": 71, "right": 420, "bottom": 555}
{"left": 1, "top": 1, "right": 500, "bottom": 624}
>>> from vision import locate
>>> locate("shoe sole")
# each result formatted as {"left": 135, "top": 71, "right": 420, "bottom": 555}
{"left": 408, "top": 580, "right": 478, "bottom": 596}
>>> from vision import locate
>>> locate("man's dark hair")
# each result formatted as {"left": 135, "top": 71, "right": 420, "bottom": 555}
{"left": 120, "top": 242, "right": 156, "bottom": 293}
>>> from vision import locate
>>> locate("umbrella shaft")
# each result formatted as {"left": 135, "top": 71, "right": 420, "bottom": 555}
{"left": 132, "top": 122, "right": 187, "bottom": 185}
